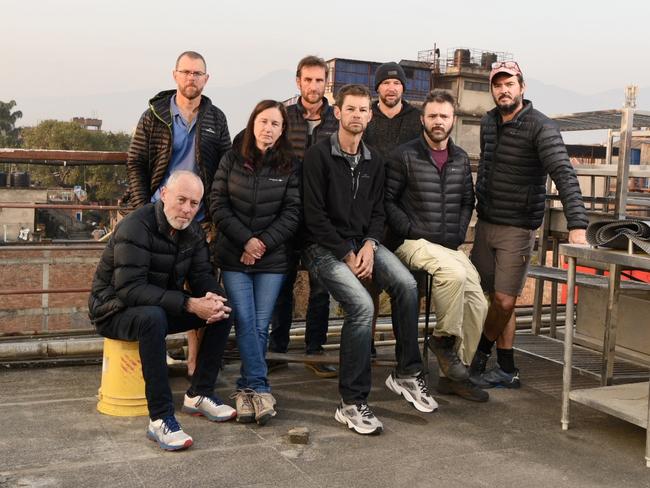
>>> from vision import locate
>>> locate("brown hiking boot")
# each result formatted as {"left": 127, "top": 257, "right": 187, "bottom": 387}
{"left": 437, "top": 377, "right": 489, "bottom": 402}
{"left": 428, "top": 335, "right": 469, "bottom": 382}
{"left": 230, "top": 389, "right": 255, "bottom": 423}
{"left": 251, "top": 392, "right": 277, "bottom": 425}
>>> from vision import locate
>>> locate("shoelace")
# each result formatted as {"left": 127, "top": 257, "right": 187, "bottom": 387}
{"left": 162, "top": 415, "right": 181, "bottom": 434}
{"left": 356, "top": 402, "right": 375, "bottom": 419}
{"left": 229, "top": 389, "right": 254, "bottom": 407}
{"left": 415, "top": 374, "right": 431, "bottom": 395}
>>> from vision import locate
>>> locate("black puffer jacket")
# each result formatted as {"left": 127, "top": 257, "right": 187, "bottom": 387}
{"left": 476, "top": 100, "right": 587, "bottom": 230}
{"left": 209, "top": 144, "right": 301, "bottom": 273}
{"left": 123, "top": 90, "right": 231, "bottom": 220}
{"left": 286, "top": 97, "right": 338, "bottom": 160}
{"left": 364, "top": 100, "right": 422, "bottom": 160}
{"left": 385, "top": 136, "right": 474, "bottom": 251}
{"left": 88, "top": 201, "right": 222, "bottom": 328}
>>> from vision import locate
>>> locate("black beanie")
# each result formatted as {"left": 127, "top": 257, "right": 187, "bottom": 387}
{"left": 374, "top": 62, "right": 407, "bottom": 91}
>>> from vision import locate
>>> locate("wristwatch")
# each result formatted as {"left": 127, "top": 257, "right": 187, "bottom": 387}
{"left": 368, "top": 240, "right": 378, "bottom": 252}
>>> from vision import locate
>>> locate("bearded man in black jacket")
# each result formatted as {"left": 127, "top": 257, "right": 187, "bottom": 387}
{"left": 385, "top": 90, "right": 489, "bottom": 403}
{"left": 89, "top": 171, "right": 235, "bottom": 451}
{"left": 469, "top": 62, "right": 588, "bottom": 389}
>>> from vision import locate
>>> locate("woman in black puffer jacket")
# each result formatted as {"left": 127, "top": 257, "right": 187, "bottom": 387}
{"left": 210, "top": 100, "right": 300, "bottom": 426}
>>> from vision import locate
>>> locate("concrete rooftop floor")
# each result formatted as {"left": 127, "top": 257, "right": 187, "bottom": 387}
{"left": 1, "top": 351, "right": 649, "bottom": 488}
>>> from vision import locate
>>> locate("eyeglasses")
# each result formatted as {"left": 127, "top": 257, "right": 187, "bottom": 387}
{"left": 490, "top": 61, "right": 521, "bottom": 72}
{"left": 175, "top": 70, "right": 206, "bottom": 78}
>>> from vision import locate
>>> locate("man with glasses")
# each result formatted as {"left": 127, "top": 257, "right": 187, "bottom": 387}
{"left": 123, "top": 51, "right": 232, "bottom": 377}
{"left": 469, "top": 61, "right": 588, "bottom": 389}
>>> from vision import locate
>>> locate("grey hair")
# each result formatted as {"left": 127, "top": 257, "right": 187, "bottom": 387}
{"left": 164, "top": 170, "right": 204, "bottom": 193}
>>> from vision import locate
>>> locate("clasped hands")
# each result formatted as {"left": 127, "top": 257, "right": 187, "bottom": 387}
{"left": 240, "top": 237, "right": 266, "bottom": 265}
{"left": 186, "top": 292, "right": 231, "bottom": 324}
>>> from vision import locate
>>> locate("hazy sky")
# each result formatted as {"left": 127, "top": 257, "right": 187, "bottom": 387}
{"left": 4, "top": 0, "right": 649, "bottom": 131}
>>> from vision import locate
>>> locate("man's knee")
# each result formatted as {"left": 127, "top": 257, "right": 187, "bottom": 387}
{"left": 492, "top": 293, "right": 516, "bottom": 314}
{"left": 345, "top": 294, "right": 374, "bottom": 325}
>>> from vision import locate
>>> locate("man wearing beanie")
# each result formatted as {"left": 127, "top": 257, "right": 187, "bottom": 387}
{"left": 364, "top": 62, "right": 423, "bottom": 357}
{"left": 364, "top": 62, "right": 422, "bottom": 160}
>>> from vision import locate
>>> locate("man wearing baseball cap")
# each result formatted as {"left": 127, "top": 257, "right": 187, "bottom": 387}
{"left": 469, "top": 61, "right": 588, "bottom": 389}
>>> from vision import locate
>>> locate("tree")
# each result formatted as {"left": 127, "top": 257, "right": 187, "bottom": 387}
{"left": 20, "top": 120, "right": 131, "bottom": 201}
{"left": 0, "top": 100, "right": 23, "bottom": 147}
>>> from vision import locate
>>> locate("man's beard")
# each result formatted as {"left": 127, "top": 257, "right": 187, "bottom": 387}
{"left": 180, "top": 84, "right": 202, "bottom": 100}
{"left": 495, "top": 94, "right": 522, "bottom": 115}
{"left": 379, "top": 93, "right": 401, "bottom": 108}
{"left": 425, "top": 124, "right": 453, "bottom": 143}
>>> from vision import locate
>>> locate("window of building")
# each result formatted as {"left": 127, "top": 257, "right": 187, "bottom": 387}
{"left": 435, "top": 80, "right": 453, "bottom": 90}
{"left": 464, "top": 80, "right": 489, "bottom": 92}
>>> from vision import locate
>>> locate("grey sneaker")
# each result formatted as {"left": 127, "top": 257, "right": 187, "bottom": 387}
{"left": 480, "top": 366, "right": 521, "bottom": 389}
{"left": 385, "top": 371, "right": 438, "bottom": 413}
{"left": 428, "top": 335, "right": 469, "bottom": 382}
{"left": 251, "top": 392, "right": 277, "bottom": 425}
{"left": 334, "top": 401, "right": 383, "bottom": 435}
{"left": 146, "top": 415, "right": 193, "bottom": 451}
{"left": 182, "top": 393, "right": 236, "bottom": 422}
{"left": 230, "top": 389, "right": 255, "bottom": 423}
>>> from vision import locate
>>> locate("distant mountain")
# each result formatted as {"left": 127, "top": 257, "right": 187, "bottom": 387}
{"left": 16, "top": 69, "right": 296, "bottom": 136}
{"left": 14, "top": 73, "right": 649, "bottom": 145}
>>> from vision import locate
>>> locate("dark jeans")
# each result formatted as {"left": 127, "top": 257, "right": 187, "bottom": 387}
{"left": 302, "top": 243, "right": 422, "bottom": 403}
{"left": 98, "top": 305, "right": 232, "bottom": 420}
{"left": 270, "top": 261, "right": 330, "bottom": 354}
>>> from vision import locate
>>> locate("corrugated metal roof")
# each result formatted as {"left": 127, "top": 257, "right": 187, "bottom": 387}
{"left": 551, "top": 109, "right": 650, "bottom": 131}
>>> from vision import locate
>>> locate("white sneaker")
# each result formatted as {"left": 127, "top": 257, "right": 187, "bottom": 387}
{"left": 146, "top": 416, "right": 193, "bottom": 451}
{"left": 182, "top": 393, "right": 237, "bottom": 422}
{"left": 385, "top": 371, "right": 438, "bottom": 413}
{"left": 334, "top": 401, "right": 383, "bottom": 435}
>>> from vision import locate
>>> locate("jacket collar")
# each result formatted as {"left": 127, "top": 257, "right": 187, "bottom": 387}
{"left": 148, "top": 89, "right": 212, "bottom": 127}
{"left": 418, "top": 135, "right": 460, "bottom": 161}
{"left": 371, "top": 99, "right": 416, "bottom": 120}
{"left": 296, "top": 97, "right": 333, "bottom": 118}
{"left": 154, "top": 200, "right": 202, "bottom": 247}
{"left": 329, "top": 132, "right": 372, "bottom": 161}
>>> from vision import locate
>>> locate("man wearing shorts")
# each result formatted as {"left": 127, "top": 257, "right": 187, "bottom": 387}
{"left": 469, "top": 61, "right": 588, "bottom": 388}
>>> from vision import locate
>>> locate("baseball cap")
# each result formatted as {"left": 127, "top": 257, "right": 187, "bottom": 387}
{"left": 489, "top": 61, "right": 522, "bottom": 84}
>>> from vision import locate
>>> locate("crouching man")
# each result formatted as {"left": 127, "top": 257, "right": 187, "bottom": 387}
{"left": 302, "top": 84, "right": 437, "bottom": 436}
{"left": 89, "top": 170, "right": 235, "bottom": 451}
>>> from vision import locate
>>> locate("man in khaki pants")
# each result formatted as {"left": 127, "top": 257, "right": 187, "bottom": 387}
{"left": 384, "top": 90, "right": 489, "bottom": 402}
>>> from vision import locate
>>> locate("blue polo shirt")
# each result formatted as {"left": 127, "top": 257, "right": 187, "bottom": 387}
{"left": 151, "top": 95, "right": 204, "bottom": 220}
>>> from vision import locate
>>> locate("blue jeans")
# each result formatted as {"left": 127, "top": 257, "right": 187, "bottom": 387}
{"left": 270, "top": 261, "right": 331, "bottom": 354}
{"left": 302, "top": 243, "right": 422, "bottom": 403}
{"left": 222, "top": 271, "right": 285, "bottom": 393}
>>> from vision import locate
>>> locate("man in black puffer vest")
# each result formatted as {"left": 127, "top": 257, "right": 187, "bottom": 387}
{"left": 386, "top": 90, "right": 489, "bottom": 403}
{"left": 89, "top": 171, "right": 235, "bottom": 451}
{"left": 269, "top": 55, "right": 339, "bottom": 378}
{"left": 469, "top": 61, "right": 588, "bottom": 389}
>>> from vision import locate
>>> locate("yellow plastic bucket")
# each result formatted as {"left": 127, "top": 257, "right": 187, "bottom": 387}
{"left": 97, "top": 338, "right": 148, "bottom": 417}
